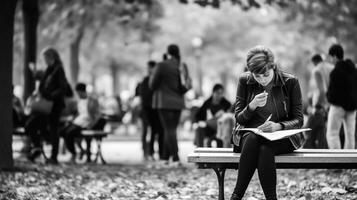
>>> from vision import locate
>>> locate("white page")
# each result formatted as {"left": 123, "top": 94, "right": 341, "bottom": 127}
{"left": 238, "top": 128, "right": 311, "bottom": 141}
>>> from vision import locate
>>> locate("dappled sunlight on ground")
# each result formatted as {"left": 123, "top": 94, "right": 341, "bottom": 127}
{"left": 9, "top": 127, "right": 357, "bottom": 200}
{"left": 1, "top": 161, "right": 357, "bottom": 200}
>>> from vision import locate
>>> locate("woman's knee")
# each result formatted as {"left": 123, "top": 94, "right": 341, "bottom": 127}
{"left": 259, "top": 144, "right": 274, "bottom": 156}
{"left": 244, "top": 132, "right": 260, "bottom": 143}
{"left": 241, "top": 132, "right": 260, "bottom": 150}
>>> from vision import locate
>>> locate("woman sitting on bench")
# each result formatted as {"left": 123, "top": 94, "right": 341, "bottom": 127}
{"left": 230, "top": 46, "right": 304, "bottom": 200}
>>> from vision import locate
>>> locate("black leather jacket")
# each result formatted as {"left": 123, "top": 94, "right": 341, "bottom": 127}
{"left": 234, "top": 70, "right": 305, "bottom": 149}
{"left": 38, "top": 64, "right": 67, "bottom": 113}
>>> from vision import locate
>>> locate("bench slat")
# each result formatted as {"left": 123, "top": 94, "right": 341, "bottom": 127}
{"left": 194, "top": 148, "right": 357, "bottom": 154}
{"left": 188, "top": 152, "right": 357, "bottom": 163}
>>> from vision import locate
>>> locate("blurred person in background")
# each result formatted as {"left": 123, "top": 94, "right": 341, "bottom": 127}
{"left": 12, "top": 85, "right": 30, "bottom": 153}
{"left": 193, "top": 83, "right": 232, "bottom": 148}
{"left": 25, "top": 47, "right": 68, "bottom": 164}
{"left": 326, "top": 44, "right": 357, "bottom": 149}
{"left": 102, "top": 95, "right": 123, "bottom": 123}
{"left": 149, "top": 44, "right": 187, "bottom": 167}
{"left": 216, "top": 112, "right": 235, "bottom": 148}
{"left": 13, "top": 85, "right": 25, "bottom": 129}
{"left": 304, "top": 54, "right": 333, "bottom": 149}
{"left": 61, "top": 83, "right": 106, "bottom": 163}
{"left": 137, "top": 61, "right": 164, "bottom": 161}
{"left": 61, "top": 83, "right": 77, "bottom": 119}
{"left": 162, "top": 53, "right": 168, "bottom": 61}
{"left": 12, "top": 86, "right": 31, "bottom": 155}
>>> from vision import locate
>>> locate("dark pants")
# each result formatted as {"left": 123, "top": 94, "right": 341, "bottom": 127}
{"left": 25, "top": 111, "right": 61, "bottom": 160}
{"left": 158, "top": 109, "right": 181, "bottom": 162}
{"left": 195, "top": 126, "right": 223, "bottom": 148}
{"left": 61, "top": 118, "right": 106, "bottom": 159}
{"left": 147, "top": 108, "right": 164, "bottom": 159}
{"left": 60, "top": 124, "right": 82, "bottom": 155}
{"left": 13, "top": 108, "right": 25, "bottom": 128}
{"left": 304, "top": 108, "right": 328, "bottom": 149}
{"left": 140, "top": 108, "right": 150, "bottom": 157}
{"left": 233, "top": 132, "right": 294, "bottom": 200}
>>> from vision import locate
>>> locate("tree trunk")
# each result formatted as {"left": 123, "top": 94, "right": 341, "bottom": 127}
{"left": 220, "top": 67, "right": 228, "bottom": 93}
{"left": 110, "top": 61, "right": 119, "bottom": 96}
{"left": 22, "top": 0, "right": 39, "bottom": 101}
{"left": 69, "top": 26, "right": 84, "bottom": 85}
{"left": 0, "top": 0, "right": 17, "bottom": 169}
{"left": 195, "top": 54, "right": 203, "bottom": 96}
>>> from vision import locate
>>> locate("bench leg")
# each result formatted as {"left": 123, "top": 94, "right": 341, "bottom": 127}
{"left": 213, "top": 168, "right": 226, "bottom": 200}
{"left": 40, "top": 141, "right": 48, "bottom": 161}
{"left": 41, "top": 148, "right": 48, "bottom": 160}
{"left": 94, "top": 138, "right": 106, "bottom": 164}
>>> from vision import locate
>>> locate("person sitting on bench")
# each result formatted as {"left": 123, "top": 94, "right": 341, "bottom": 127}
{"left": 13, "top": 85, "right": 25, "bottom": 129}
{"left": 61, "top": 83, "right": 106, "bottom": 163}
{"left": 193, "top": 84, "right": 231, "bottom": 148}
{"left": 230, "top": 46, "right": 304, "bottom": 200}
{"left": 216, "top": 112, "right": 235, "bottom": 148}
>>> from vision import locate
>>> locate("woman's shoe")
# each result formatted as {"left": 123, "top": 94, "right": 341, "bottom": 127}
{"left": 147, "top": 155, "right": 155, "bottom": 162}
{"left": 46, "top": 157, "right": 59, "bottom": 165}
{"left": 230, "top": 193, "right": 241, "bottom": 200}
{"left": 156, "top": 160, "right": 169, "bottom": 168}
{"left": 168, "top": 161, "right": 182, "bottom": 168}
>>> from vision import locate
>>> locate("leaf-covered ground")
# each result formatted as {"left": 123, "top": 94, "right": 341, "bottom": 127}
{"left": 1, "top": 161, "right": 357, "bottom": 200}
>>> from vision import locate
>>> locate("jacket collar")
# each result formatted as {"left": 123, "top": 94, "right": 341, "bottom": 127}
{"left": 246, "top": 70, "right": 285, "bottom": 87}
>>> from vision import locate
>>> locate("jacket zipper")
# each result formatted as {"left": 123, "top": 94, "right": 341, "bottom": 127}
{"left": 271, "top": 91, "right": 280, "bottom": 120}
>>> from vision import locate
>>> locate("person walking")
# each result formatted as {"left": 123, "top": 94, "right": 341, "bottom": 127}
{"left": 326, "top": 44, "right": 357, "bottom": 149}
{"left": 230, "top": 46, "right": 304, "bottom": 200}
{"left": 26, "top": 47, "right": 68, "bottom": 164}
{"left": 304, "top": 54, "right": 333, "bottom": 148}
{"left": 149, "top": 44, "right": 188, "bottom": 166}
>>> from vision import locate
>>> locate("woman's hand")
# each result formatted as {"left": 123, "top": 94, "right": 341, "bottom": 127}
{"left": 257, "top": 121, "right": 282, "bottom": 132}
{"left": 248, "top": 91, "right": 268, "bottom": 110}
{"left": 214, "top": 110, "right": 225, "bottom": 118}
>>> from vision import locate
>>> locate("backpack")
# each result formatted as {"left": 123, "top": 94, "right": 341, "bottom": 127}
{"left": 178, "top": 62, "right": 192, "bottom": 94}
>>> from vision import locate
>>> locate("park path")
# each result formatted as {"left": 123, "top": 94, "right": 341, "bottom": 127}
{"left": 13, "top": 126, "right": 195, "bottom": 165}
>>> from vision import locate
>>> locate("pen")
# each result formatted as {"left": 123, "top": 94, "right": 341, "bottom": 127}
{"left": 258, "top": 114, "right": 272, "bottom": 132}
{"left": 264, "top": 114, "right": 272, "bottom": 123}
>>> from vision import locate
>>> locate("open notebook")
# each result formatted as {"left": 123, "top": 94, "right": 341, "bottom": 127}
{"left": 238, "top": 128, "right": 311, "bottom": 141}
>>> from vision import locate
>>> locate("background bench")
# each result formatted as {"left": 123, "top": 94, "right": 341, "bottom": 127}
{"left": 13, "top": 127, "right": 109, "bottom": 164}
{"left": 81, "top": 130, "right": 109, "bottom": 164}
{"left": 188, "top": 148, "right": 357, "bottom": 200}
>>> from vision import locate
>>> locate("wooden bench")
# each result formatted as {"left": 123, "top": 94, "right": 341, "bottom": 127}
{"left": 187, "top": 148, "right": 357, "bottom": 200}
{"left": 13, "top": 127, "right": 51, "bottom": 159}
{"left": 13, "top": 127, "right": 26, "bottom": 136}
{"left": 13, "top": 127, "right": 109, "bottom": 164}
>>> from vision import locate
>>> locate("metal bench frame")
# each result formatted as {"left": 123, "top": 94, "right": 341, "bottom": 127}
{"left": 81, "top": 130, "right": 109, "bottom": 164}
